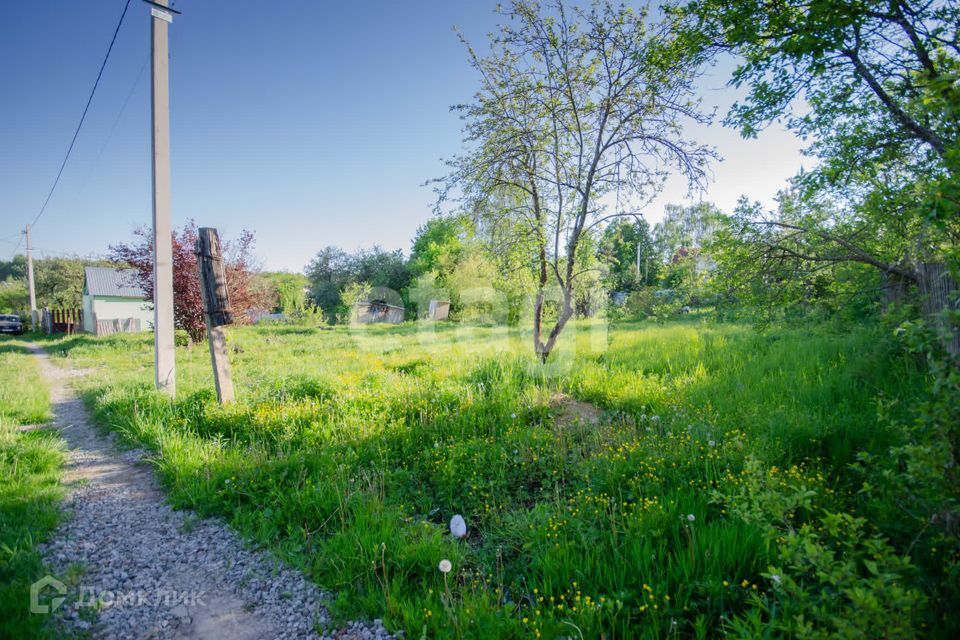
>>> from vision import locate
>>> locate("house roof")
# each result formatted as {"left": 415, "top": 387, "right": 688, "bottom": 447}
{"left": 84, "top": 267, "right": 147, "bottom": 298}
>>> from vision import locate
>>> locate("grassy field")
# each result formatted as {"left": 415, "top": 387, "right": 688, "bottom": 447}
{"left": 0, "top": 338, "right": 65, "bottom": 640}
{"left": 39, "top": 318, "right": 940, "bottom": 638}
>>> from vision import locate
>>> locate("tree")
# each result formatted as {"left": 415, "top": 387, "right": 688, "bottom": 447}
{"left": 110, "top": 222, "right": 270, "bottom": 342}
{"left": 305, "top": 246, "right": 353, "bottom": 321}
{"left": 676, "top": 0, "right": 960, "bottom": 354}
{"left": 305, "top": 246, "right": 412, "bottom": 323}
{"left": 598, "top": 216, "right": 658, "bottom": 291}
{"left": 258, "top": 271, "right": 310, "bottom": 316}
{"left": 0, "top": 281, "right": 28, "bottom": 314}
{"left": 0, "top": 256, "right": 26, "bottom": 282}
{"left": 439, "top": 0, "right": 713, "bottom": 361}
{"left": 34, "top": 257, "right": 110, "bottom": 310}
{"left": 409, "top": 216, "right": 470, "bottom": 277}
{"left": 653, "top": 202, "right": 726, "bottom": 262}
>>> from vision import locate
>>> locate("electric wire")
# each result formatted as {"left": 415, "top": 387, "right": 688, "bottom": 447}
{"left": 27, "top": 0, "right": 133, "bottom": 231}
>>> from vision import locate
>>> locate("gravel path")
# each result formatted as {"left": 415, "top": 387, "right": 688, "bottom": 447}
{"left": 29, "top": 344, "right": 394, "bottom": 640}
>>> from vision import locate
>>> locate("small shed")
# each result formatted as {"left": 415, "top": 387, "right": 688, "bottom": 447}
{"left": 82, "top": 267, "right": 153, "bottom": 335}
{"left": 427, "top": 299, "right": 450, "bottom": 320}
{"left": 355, "top": 299, "right": 404, "bottom": 324}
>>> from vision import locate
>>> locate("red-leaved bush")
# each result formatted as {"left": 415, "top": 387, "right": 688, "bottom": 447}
{"left": 110, "top": 221, "right": 272, "bottom": 342}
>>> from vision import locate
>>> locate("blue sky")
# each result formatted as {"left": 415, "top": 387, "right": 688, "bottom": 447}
{"left": 0, "top": 1, "right": 807, "bottom": 272}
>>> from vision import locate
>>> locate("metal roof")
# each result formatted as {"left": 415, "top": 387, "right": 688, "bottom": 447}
{"left": 84, "top": 267, "right": 147, "bottom": 298}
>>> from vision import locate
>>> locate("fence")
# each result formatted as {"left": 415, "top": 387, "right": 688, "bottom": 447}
{"left": 42, "top": 308, "right": 83, "bottom": 335}
{"left": 93, "top": 316, "right": 142, "bottom": 336}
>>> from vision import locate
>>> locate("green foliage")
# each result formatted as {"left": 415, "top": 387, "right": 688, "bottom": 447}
{"left": 258, "top": 271, "right": 310, "bottom": 316}
{"left": 653, "top": 202, "right": 727, "bottom": 263}
{"left": 0, "top": 280, "right": 29, "bottom": 314}
{"left": 45, "top": 315, "right": 948, "bottom": 637}
{"left": 597, "top": 217, "right": 658, "bottom": 292}
{"left": 409, "top": 216, "right": 470, "bottom": 278}
{"left": 0, "top": 255, "right": 114, "bottom": 312}
{"left": 440, "top": 0, "right": 713, "bottom": 359}
{"left": 0, "top": 338, "right": 64, "bottom": 640}
{"left": 675, "top": 0, "right": 960, "bottom": 339}
{"left": 716, "top": 456, "right": 925, "bottom": 639}
{"left": 306, "top": 246, "right": 412, "bottom": 323}
{"left": 0, "top": 255, "right": 27, "bottom": 282}
{"left": 339, "top": 281, "right": 373, "bottom": 322}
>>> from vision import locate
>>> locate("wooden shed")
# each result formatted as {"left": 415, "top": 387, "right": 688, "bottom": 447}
{"left": 427, "top": 299, "right": 450, "bottom": 320}
{"left": 354, "top": 299, "right": 404, "bottom": 324}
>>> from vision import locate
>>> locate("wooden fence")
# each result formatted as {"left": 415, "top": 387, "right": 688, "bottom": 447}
{"left": 42, "top": 308, "right": 82, "bottom": 335}
{"left": 93, "top": 316, "right": 142, "bottom": 336}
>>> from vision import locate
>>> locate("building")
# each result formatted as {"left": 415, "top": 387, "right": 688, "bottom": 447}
{"left": 354, "top": 299, "right": 404, "bottom": 324}
{"left": 81, "top": 267, "right": 153, "bottom": 335}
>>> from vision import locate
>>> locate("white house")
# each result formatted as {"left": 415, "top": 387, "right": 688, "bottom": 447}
{"left": 81, "top": 267, "right": 154, "bottom": 335}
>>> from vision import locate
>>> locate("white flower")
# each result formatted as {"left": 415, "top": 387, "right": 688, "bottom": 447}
{"left": 438, "top": 559, "right": 452, "bottom": 573}
{"left": 770, "top": 574, "right": 781, "bottom": 585}
{"left": 450, "top": 514, "right": 467, "bottom": 539}
{"left": 687, "top": 514, "right": 696, "bottom": 522}
{"left": 708, "top": 440, "right": 716, "bottom": 447}
{"left": 511, "top": 413, "right": 517, "bottom": 419}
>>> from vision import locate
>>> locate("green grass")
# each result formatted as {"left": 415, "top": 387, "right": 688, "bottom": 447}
{"left": 40, "top": 318, "right": 935, "bottom": 637}
{"left": 0, "top": 337, "right": 65, "bottom": 640}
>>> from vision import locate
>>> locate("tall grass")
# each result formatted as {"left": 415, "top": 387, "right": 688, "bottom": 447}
{"left": 47, "top": 318, "right": 933, "bottom": 637}
{"left": 0, "top": 338, "right": 64, "bottom": 640}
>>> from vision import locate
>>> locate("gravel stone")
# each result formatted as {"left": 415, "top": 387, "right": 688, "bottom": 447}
{"left": 30, "top": 344, "right": 396, "bottom": 640}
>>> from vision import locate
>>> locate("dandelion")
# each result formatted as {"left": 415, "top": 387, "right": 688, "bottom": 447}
{"left": 438, "top": 559, "right": 452, "bottom": 573}
{"left": 708, "top": 440, "right": 716, "bottom": 447}
{"left": 687, "top": 514, "right": 696, "bottom": 522}
{"left": 511, "top": 413, "right": 517, "bottom": 419}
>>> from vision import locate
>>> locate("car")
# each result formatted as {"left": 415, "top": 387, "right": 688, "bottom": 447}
{"left": 0, "top": 314, "right": 24, "bottom": 335}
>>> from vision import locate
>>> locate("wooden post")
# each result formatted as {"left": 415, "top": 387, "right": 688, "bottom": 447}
{"left": 195, "top": 228, "right": 235, "bottom": 404}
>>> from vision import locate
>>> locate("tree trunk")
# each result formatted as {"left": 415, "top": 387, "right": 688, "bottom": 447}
{"left": 533, "top": 289, "right": 547, "bottom": 361}
{"left": 534, "top": 287, "right": 575, "bottom": 363}
{"left": 916, "top": 261, "right": 959, "bottom": 362}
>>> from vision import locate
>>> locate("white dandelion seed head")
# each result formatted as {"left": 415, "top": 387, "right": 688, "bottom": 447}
{"left": 708, "top": 440, "right": 716, "bottom": 447}
{"left": 438, "top": 559, "right": 452, "bottom": 573}
{"left": 687, "top": 514, "right": 696, "bottom": 522}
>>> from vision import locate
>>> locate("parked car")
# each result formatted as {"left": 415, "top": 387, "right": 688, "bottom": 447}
{"left": 0, "top": 314, "right": 24, "bottom": 335}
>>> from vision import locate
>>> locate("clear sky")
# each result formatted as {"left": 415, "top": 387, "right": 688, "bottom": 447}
{"left": 0, "top": 0, "right": 808, "bottom": 272}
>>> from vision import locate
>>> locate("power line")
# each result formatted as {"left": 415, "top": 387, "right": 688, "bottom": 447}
{"left": 7, "top": 234, "right": 24, "bottom": 259}
{"left": 28, "top": 0, "right": 133, "bottom": 231}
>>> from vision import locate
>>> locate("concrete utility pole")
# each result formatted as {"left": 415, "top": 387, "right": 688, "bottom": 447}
{"left": 25, "top": 224, "right": 37, "bottom": 330}
{"left": 149, "top": 0, "right": 176, "bottom": 395}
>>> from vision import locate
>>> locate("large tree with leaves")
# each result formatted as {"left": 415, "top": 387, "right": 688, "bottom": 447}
{"left": 676, "top": 0, "right": 960, "bottom": 354}
{"left": 439, "top": 0, "right": 713, "bottom": 361}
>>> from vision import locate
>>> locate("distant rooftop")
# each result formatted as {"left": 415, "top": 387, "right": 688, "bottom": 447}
{"left": 84, "top": 267, "right": 146, "bottom": 298}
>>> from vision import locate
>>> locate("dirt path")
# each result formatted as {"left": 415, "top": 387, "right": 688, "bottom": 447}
{"left": 28, "top": 344, "right": 391, "bottom": 640}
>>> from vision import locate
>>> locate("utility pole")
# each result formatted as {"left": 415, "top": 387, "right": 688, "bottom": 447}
{"left": 148, "top": 0, "right": 177, "bottom": 395}
{"left": 25, "top": 224, "right": 37, "bottom": 330}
